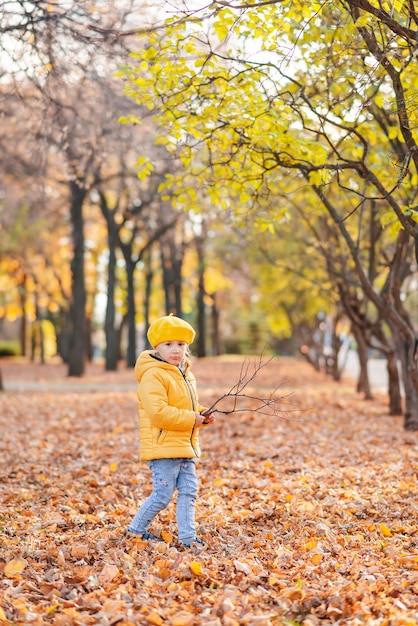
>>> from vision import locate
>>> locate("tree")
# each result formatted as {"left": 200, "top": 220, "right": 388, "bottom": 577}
{"left": 1, "top": 0, "right": 150, "bottom": 376}
{"left": 120, "top": 0, "right": 418, "bottom": 428}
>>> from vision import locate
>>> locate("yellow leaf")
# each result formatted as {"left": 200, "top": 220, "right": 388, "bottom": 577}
{"left": 379, "top": 523, "right": 392, "bottom": 537}
{"left": 374, "top": 93, "right": 385, "bottom": 108}
{"left": 388, "top": 126, "right": 398, "bottom": 140}
{"left": 190, "top": 560, "right": 204, "bottom": 576}
{"left": 303, "top": 539, "right": 318, "bottom": 550}
{"left": 309, "top": 169, "right": 331, "bottom": 186}
{"left": 214, "top": 22, "right": 229, "bottom": 41}
{"left": 355, "top": 14, "right": 372, "bottom": 27}
{"left": 234, "top": 509, "right": 251, "bottom": 518}
{"left": 0, "top": 606, "right": 7, "bottom": 621}
{"left": 109, "top": 462, "right": 118, "bottom": 473}
{"left": 4, "top": 558, "right": 27, "bottom": 578}
{"left": 45, "top": 604, "right": 61, "bottom": 615}
{"left": 161, "top": 529, "right": 173, "bottom": 543}
{"left": 310, "top": 553, "right": 323, "bottom": 564}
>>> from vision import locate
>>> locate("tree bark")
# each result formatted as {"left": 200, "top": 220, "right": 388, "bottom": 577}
{"left": 398, "top": 338, "right": 418, "bottom": 430}
{"left": 68, "top": 180, "right": 87, "bottom": 377}
{"left": 143, "top": 250, "right": 153, "bottom": 350}
{"left": 18, "top": 273, "right": 28, "bottom": 357}
{"left": 352, "top": 324, "right": 373, "bottom": 400}
{"left": 125, "top": 256, "right": 137, "bottom": 368}
{"left": 160, "top": 229, "right": 185, "bottom": 316}
{"left": 196, "top": 235, "right": 206, "bottom": 357}
{"left": 386, "top": 351, "right": 403, "bottom": 416}
{"left": 211, "top": 293, "right": 221, "bottom": 356}
{"left": 104, "top": 219, "right": 118, "bottom": 371}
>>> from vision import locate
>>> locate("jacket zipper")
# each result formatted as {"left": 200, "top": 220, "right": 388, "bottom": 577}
{"left": 180, "top": 369, "right": 198, "bottom": 456}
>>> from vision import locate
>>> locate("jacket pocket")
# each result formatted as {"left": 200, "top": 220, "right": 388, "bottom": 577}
{"left": 156, "top": 429, "right": 167, "bottom": 445}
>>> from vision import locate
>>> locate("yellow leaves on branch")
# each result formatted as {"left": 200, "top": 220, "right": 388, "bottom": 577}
{"left": 135, "top": 155, "right": 155, "bottom": 182}
{"left": 308, "top": 169, "right": 333, "bottom": 187}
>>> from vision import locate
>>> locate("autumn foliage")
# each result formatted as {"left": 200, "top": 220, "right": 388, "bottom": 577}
{"left": 1, "top": 357, "right": 417, "bottom": 625}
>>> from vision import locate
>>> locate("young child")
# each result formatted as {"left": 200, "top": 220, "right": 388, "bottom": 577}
{"left": 128, "top": 314, "right": 215, "bottom": 548}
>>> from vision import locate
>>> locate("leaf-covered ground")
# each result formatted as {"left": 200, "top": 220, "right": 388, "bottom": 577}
{"left": 1, "top": 356, "right": 418, "bottom": 626}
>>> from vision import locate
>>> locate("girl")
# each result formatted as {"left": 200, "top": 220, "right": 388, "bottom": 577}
{"left": 128, "top": 314, "right": 215, "bottom": 547}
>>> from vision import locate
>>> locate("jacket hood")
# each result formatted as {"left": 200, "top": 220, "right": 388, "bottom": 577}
{"left": 134, "top": 350, "right": 190, "bottom": 383}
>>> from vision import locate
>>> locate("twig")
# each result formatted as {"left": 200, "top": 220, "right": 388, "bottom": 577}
{"left": 201, "top": 356, "right": 300, "bottom": 422}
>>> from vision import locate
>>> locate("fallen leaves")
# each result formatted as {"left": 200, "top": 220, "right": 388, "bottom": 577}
{"left": 1, "top": 357, "right": 418, "bottom": 625}
{"left": 190, "top": 560, "right": 204, "bottom": 576}
{"left": 4, "top": 558, "right": 27, "bottom": 578}
{"left": 379, "top": 523, "right": 393, "bottom": 538}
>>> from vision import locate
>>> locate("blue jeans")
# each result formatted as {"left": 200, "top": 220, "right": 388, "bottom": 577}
{"left": 128, "top": 458, "right": 198, "bottom": 544}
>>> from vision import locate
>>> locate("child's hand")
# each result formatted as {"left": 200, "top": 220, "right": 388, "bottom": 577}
{"left": 195, "top": 412, "right": 215, "bottom": 427}
{"left": 202, "top": 411, "right": 215, "bottom": 425}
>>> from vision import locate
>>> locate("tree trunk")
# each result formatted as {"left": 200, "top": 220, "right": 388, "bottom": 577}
{"left": 196, "top": 236, "right": 206, "bottom": 357}
{"left": 143, "top": 251, "right": 153, "bottom": 350}
{"left": 173, "top": 242, "right": 183, "bottom": 317}
{"left": 160, "top": 234, "right": 184, "bottom": 316}
{"left": 211, "top": 294, "right": 221, "bottom": 356}
{"left": 35, "top": 293, "right": 45, "bottom": 365}
{"left": 116, "top": 313, "right": 127, "bottom": 362}
{"left": 98, "top": 192, "right": 120, "bottom": 371}
{"left": 352, "top": 325, "right": 373, "bottom": 400}
{"left": 58, "top": 309, "right": 71, "bottom": 363}
{"left": 403, "top": 376, "right": 418, "bottom": 430}
{"left": 68, "top": 180, "right": 87, "bottom": 377}
{"left": 160, "top": 244, "right": 172, "bottom": 314}
{"left": 18, "top": 273, "right": 27, "bottom": 357}
{"left": 125, "top": 257, "right": 137, "bottom": 368}
{"left": 330, "top": 321, "right": 343, "bottom": 381}
{"left": 104, "top": 222, "right": 118, "bottom": 371}
{"left": 386, "top": 351, "right": 403, "bottom": 416}
{"left": 39, "top": 322, "right": 45, "bottom": 364}
{"left": 398, "top": 339, "right": 418, "bottom": 430}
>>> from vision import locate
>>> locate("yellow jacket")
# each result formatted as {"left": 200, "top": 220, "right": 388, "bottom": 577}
{"left": 134, "top": 351, "right": 207, "bottom": 461}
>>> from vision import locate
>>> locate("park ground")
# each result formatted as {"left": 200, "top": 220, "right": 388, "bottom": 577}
{"left": 1, "top": 356, "right": 418, "bottom": 625}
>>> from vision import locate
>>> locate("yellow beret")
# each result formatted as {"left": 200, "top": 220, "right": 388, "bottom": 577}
{"left": 147, "top": 314, "right": 196, "bottom": 347}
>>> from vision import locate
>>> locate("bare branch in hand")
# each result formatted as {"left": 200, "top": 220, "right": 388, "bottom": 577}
{"left": 201, "top": 356, "right": 300, "bottom": 422}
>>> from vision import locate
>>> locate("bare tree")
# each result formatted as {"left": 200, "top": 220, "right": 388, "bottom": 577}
{"left": 1, "top": 0, "right": 150, "bottom": 375}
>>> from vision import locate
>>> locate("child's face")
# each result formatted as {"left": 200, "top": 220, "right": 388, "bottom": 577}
{"left": 155, "top": 341, "right": 188, "bottom": 366}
